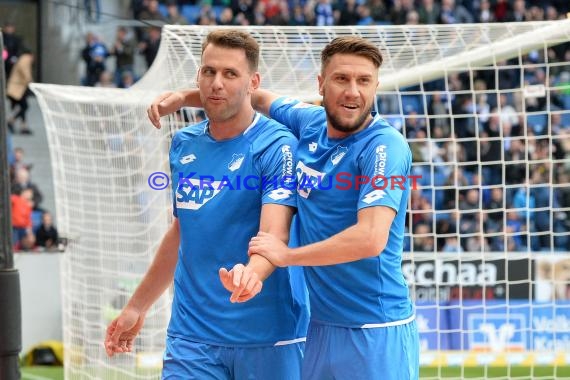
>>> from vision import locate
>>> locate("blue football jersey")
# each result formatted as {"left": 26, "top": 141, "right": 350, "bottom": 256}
{"left": 168, "top": 113, "right": 309, "bottom": 346}
{"left": 270, "top": 97, "right": 414, "bottom": 327}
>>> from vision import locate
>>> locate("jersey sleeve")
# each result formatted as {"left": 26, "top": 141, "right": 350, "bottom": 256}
{"left": 269, "top": 97, "right": 322, "bottom": 138}
{"left": 357, "top": 133, "right": 412, "bottom": 212}
{"left": 257, "top": 133, "right": 298, "bottom": 208}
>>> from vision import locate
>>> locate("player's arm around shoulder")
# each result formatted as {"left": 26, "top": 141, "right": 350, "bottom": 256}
{"left": 147, "top": 90, "right": 201, "bottom": 129}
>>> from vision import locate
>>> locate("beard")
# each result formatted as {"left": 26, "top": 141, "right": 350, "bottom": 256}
{"left": 323, "top": 95, "right": 373, "bottom": 134}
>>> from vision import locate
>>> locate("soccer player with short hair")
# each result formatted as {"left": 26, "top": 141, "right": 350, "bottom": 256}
{"left": 148, "top": 36, "right": 419, "bottom": 380}
{"left": 105, "top": 30, "right": 309, "bottom": 380}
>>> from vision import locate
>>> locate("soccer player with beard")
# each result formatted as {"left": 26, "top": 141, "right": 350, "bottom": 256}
{"left": 148, "top": 36, "right": 419, "bottom": 380}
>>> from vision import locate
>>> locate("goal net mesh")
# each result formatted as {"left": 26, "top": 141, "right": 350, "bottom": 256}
{"left": 30, "top": 21, "right": 570, "bottom": 379}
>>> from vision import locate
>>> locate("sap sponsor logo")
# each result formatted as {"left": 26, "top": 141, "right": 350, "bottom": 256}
{"left": 331, "top": 146, "right": 348, "bottom": 166}
{"left": 176, "top": 178, "right": 222, "bottom": 210}
{"left": 468, "top": 314, "right": 525, "bottom": 352}
{"left": 402, "top": 261, "right": 498, "bottom": 286}
{"left": 308, "top": 142, "right": 318, "bottom": 152}
{"left": 180, "top": 154, "right": 197, "bottom": 164}
{"left": 296, "top": 161, "right": 326, "bottom": 199}
{"left": 228, "top": 153, "right": 245, "bottom": 172}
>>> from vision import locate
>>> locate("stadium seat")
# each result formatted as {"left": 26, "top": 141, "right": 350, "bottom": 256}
{"left": 401, "top": 95, "right": 423, "bottom": 114}
{"left": 181, "top": 5, "right": 202, "bottom": 24}
{"left": 158, "top": 3, "right": 168, "bottom": 18}
{"left": 526, "top": 113, "right": 548, "bottom": 134}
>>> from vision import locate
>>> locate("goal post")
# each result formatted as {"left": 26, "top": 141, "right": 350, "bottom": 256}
{"left": 31, "top": 20, "right": 570, "bottom": 379}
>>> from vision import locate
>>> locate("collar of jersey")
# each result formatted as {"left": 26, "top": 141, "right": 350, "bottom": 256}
{"left": 203, "top": 112, "right": 260, "bottom": 141}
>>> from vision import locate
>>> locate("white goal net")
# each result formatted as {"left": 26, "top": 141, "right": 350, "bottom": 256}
{"left": 31, "top": 21, "right": 570, "bottom": 379}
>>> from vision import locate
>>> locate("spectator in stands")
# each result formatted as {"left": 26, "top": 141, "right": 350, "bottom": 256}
{"left": 413, "top": 223, "right": 434, "bottom": 252}
{"left": 120, "top": 71, "right": 136, "bottom": 88}
{"left": 110, "top": 27, "right": 136, "bottom": 87}
{"left": 2, "top": 22, "right": 24, "bottom": 77}
{"left": 336, "top": 0, "right": 359, "bottom": 26}
{"left": 507, "top": 0, "right": 527, "bottom": 22}
{"left": 11, "top": 188, "right": 35, "bottom": 251}
{"left": 418, "top": 0, "right": 440, "bottom": 24}
{"left": 137, "top": 0, "right": 166, "bottom": 23}
{"left": 82, "top": 32, "right": 109, "bottom": 86}
{"left": 11, "top": 167, "right": 43, "bottom": 211}
{"left": 366, "top": 0, "right": 387, "bottom": 23}
{"left": 6, "top": 49, "right": 34, "bottom": 135}
{"left": 438, "top": 0, "right": 473, "bottom": 24}
{"left": 95, "top": 71, "right": 117, "bottom": 88}
{"left": 493, "top": 0, "right": 510, "bottom": 22}
{"left": 218, "top": 7, "right": 235, "bottom": 25}
{"left": 35, "top": 212, "right": 59, "bottom": 251}
{"left": 166, "top": 3, "right": 188, "bottom": 25}
{"left": 9, "top": 147, "right": 32, "bottom": 183}
{"left": 476, "top": 0, "right": 495, "bottom": 23}
{"left": 138, "top": 26, "right": 161, "bottom": 69}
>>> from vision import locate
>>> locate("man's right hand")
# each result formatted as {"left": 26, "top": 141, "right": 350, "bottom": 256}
{"left": 147, "top": 91, "right": 186, "bottom": 129}
{"left": 104, "top": 306, "right": 146, "bottom": 357}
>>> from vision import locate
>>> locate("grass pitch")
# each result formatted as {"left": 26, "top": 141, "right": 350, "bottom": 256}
{"left": 21, "top": 366, "right": 570, "bottom": 379}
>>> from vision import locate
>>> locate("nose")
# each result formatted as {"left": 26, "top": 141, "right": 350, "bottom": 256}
{"left": 345, "top": 79, "right": 359, "bottom": 98}
{"left": 211, "top": 72, "right": 223, "bottom": 90}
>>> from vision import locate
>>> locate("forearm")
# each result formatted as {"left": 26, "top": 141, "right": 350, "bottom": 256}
{"left": 251, "top": 89, "right": 280, "bottom": 116}
{"left": 289, "top": 224, "right": 386, "bottom": 266}
{"left": 126, "top": 221, "right": 180, "bottom": 313}
{"left": 246, "top": 254, "right": 275, "bottom": 281}
{"left": 181, "top": 90, "right": 201, "bottom": 107}
{"left": 247, "top": 204, "right": 294, "bottom": 280}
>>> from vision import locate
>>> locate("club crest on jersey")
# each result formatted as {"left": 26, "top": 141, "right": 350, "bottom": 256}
{"left": 308, "top": 142, "right": 318, "bottom": 152}
{"left": 331, "top": 146, "right": 348, "bottom": 166}
{"left": 228, "top": 153, "right": 245, "bottom": 172}
{"left": 180, "top": 154, "right": 196, "bottom": 164}
{"left": 176, "top": 178, "right": 222, "bottom": 210}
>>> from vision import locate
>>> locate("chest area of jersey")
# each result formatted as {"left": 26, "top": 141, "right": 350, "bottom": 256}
{"left": 295, "top": 137, "right": 361, "bottom": 201}
{"left": 172, "top": 142, "right": 257, "bottom": 210}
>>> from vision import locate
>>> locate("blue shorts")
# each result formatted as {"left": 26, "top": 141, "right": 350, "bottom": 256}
{"left": 162, "top": 335, "right": 304, "bottom": 380}
{"left": 302, "top": 319, "right": 419, "bottom": 380}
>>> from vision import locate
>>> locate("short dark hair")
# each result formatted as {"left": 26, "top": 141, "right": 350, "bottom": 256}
{"left": 321, "top": 37, "right": 383, "bottom": 73}
{"left": 202, "top": 30, "right": 259, "bottom": 72}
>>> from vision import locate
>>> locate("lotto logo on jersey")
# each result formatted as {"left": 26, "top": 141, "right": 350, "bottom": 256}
{"left": 467, "top": 314, "right": 526, "bottom": 351}
{"left": 176, "top": 178, "right": 223, "bottom": 210}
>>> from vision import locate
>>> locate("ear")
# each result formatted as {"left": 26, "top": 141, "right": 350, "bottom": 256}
{"left": 195, "top": 70, "right": 200, "bottom": 88}
{"left": 318, "top": 74, "right": 324, "bottom": 96}
{"left": 249, "top": 71, "right": 260, "bottom": 93}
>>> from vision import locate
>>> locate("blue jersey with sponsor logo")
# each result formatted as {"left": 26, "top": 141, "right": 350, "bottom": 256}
{"left": 270, "top": 97, "right": 414, "bottom": 327}
{"left": 168, "top": 113, "right": 309, "bottom": 346}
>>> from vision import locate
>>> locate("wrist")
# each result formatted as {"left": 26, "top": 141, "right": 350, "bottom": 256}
{"left": 284, "top": 247, "right": 297, "bottom": 266}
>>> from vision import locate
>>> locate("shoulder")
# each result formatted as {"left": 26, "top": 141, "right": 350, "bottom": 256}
{"left": 172, "top": 122, "right": 206, "bottom": 148}
{"left": 272, "top": 97, "right": 325, "bottom": 117}
{"left": 359, "top": 119, "right": 411, "bottom": 159}
{"left": 252, "top": 114, "right": 297, "bottom": 143}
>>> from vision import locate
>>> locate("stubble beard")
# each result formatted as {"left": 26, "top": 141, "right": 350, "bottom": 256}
{"left": 323, "top": 95, "right": 373, "bottom": 134}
